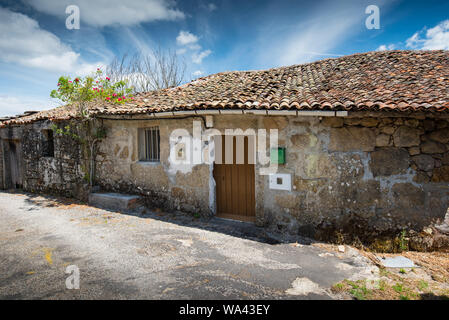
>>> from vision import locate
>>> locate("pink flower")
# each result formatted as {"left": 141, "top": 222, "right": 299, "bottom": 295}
{"left": 122, "top": 96, "right": 126, "bottom": 99}
{"left": 69, "top": 81, "right": 72, "bottom": 83}
{"left": 106, "top": 97, "right": 110, "bottom": 100}
{"left": 118, "top": 98, "right": 122, "bottom": 101}
{"left": 106, "top": 77, "right": 110, "bottom": 81}
{"left": 57, "top": 83, "right": 61, "bottom": 86}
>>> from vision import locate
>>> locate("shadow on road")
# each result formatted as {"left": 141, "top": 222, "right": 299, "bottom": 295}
{"left": 4, "top": 190, "right": 313, "bottom": 246}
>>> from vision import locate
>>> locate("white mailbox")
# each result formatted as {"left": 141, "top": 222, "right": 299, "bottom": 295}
{"left": 269, "top": 173, "right": 292, "bottom": 191}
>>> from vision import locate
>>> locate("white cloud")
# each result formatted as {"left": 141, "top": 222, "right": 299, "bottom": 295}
{"left": 192, "top": 50, "right": 212, "bottom": 64}
{"left": 0, "top": 8, "right": 102, "bottom": 74}
{"left": 176, "top": 30, "right": 199, "bottom": 46}
{"left": 27, "top": 0, "right": 184, "bottom": 27}
{"left": 0, "top": 94, "right": 57, "bottom": 117}
{"left": 176, "top": 30, "right": 211, "bottom": 65}
{"left": 192, "top": 70, "right": 203, "bottom": 77}
{"left": 376, "top": 44, "right": 395, "bottom": 51}
{"left": 406, "top": 20, "right": 449, "bottom": 50}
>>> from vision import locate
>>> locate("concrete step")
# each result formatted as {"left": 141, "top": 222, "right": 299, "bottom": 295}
{"left": 88, "top": 192, "right": 141, "bottom": 212}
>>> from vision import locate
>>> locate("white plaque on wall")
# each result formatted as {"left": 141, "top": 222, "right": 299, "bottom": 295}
{"left": 269, "top": 173, "right": 292, "bottom": 191}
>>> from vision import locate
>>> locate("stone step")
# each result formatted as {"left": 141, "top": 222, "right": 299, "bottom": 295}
{"left": 88, "top": 192, "right": 141, "bottom": 212}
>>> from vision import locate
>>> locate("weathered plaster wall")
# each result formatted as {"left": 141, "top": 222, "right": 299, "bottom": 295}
{"left": 95, "top": 114, "right": 449, "bottom": 241}
{"left": 95, "top": 118, "right": 211, "bottom": 214}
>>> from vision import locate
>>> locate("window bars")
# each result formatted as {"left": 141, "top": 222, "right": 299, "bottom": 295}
{"left": 143, "top": 127, "right": 160, "bottom": 162}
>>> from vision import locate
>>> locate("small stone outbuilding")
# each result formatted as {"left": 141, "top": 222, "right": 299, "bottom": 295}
{"left": 1, "top": 50, "right": 449, "bottom": 246}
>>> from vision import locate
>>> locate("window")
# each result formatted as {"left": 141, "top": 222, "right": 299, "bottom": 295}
{"left": 139, "top": 127, "right": 160, "bottom": 162}
{"left": 42, "top": 130, "right": 54, "bottom": 157}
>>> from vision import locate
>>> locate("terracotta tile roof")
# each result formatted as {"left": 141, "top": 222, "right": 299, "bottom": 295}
{"left": 2, "top": 50, "right": 449, "bottom": 126}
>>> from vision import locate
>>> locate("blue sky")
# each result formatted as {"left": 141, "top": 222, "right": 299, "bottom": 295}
{"left": 0, "top": 0, "right": 448, "bottom": 116}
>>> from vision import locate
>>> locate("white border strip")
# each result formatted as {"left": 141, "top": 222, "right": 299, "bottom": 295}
{"left": 297, "top": 111, "right": 336, "bottom": 117}
{"left": 219, "top": 110, "right": 244, "bottom": 114}
{"left": 267, "top": 110, "right": 297, "bottom": 116}
{"left": 149, "top": 109, "right": 348, "bottom": 118}
{"left": 174, "top": 111, "right": 197, "bottom": 116}
{"left": 244, "top": 110, "right": 268, "bottom": 115}
{"left": 336, "top": 111, "right": 349, "bottom": 117}
{"left": 154, "top": 111, "right": 175, "bottom": 117}
{"left": 195, "top": 110, "right": 220, "bottom": 115}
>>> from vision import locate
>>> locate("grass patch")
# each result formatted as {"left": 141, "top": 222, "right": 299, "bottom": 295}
{"left": 418, "top": 280, "right": 429, "bottom": 291}
{"left": 332, "top": 277, "right": 447, "bottom": 300}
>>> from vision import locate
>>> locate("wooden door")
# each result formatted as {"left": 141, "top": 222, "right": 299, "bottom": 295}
{"left": 7, "top": 141, "right": 23, "bottom": 189}
{"left": 213, "top": 135, "right": 255, "bottom": 222}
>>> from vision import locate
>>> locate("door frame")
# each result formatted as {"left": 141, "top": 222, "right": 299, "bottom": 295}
{"left": 213, "top": 134, "right": 256, "bottom": 222}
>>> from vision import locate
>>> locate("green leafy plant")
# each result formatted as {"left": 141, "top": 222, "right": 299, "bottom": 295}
{"left": 50, "top": 68, "right": 133, "bottom": 116}
{"left": 50, "top": 68, "right": 125, "bottom": 187}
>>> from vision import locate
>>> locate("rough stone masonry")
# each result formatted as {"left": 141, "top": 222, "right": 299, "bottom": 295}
{"left": 1, "top": 112, "right": 449, "bottom": 250}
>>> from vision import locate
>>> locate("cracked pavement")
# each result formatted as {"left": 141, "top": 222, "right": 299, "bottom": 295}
{"left": 0, "top": 191, "right": 377, "bottom": 299}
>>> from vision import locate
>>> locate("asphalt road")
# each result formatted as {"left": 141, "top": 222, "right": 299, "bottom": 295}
{"left": 0, "top": 191, "right": 376, "bottom": 299}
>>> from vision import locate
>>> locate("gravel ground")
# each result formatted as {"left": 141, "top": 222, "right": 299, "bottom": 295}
{"left": 0, "top": 191, "right": 377, "bottom": 300}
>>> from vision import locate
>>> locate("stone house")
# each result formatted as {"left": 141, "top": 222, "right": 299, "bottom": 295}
{"left": 1, "top": 50, "right": 448, "bottom": 244}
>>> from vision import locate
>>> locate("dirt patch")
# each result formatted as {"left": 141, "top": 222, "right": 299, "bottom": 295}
{"left": 329, "top": 246, "right": 449, "bottom": 300}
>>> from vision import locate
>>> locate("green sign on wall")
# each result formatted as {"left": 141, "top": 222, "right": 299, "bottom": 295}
{"left": 270, "top": 147, "right": 285, "bottom": 164}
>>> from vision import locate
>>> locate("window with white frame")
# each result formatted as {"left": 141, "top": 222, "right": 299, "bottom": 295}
{"left": 139, "top": 127, "right": 160, "bottom": 162}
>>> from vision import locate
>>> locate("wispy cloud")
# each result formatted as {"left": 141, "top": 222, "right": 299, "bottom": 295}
{"left": 252, "top": 1, "right": 370, "bottom": 67}
{"left": 0, "top": 94, "right": 58, "bottom": 116}
{"left": 0, "top": 8, "right": 102, "bottom": 74}
{"left": 192, "top": 49, "right": 212, "bottom": 64}
{"left": 27, "top": 0, "right": 184, "bottom": 27}
{"left": 377, "top": 44, "right": 395, "bottom": 51}
{"left": 207, "top": 3, "right": 217, "bottom": 12}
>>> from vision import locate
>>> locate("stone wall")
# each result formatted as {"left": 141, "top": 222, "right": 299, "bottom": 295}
{"left": 94, "top": 114, "right": 449, "bottom": 244}
{"left": 263, "top": 115, "right": 449, "bottom": 244}
{"left": 18, "top": 121, "right": 87, "bottom": 199}
{"left": 5, "top": 113, "right": 448, "bottom": 245}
